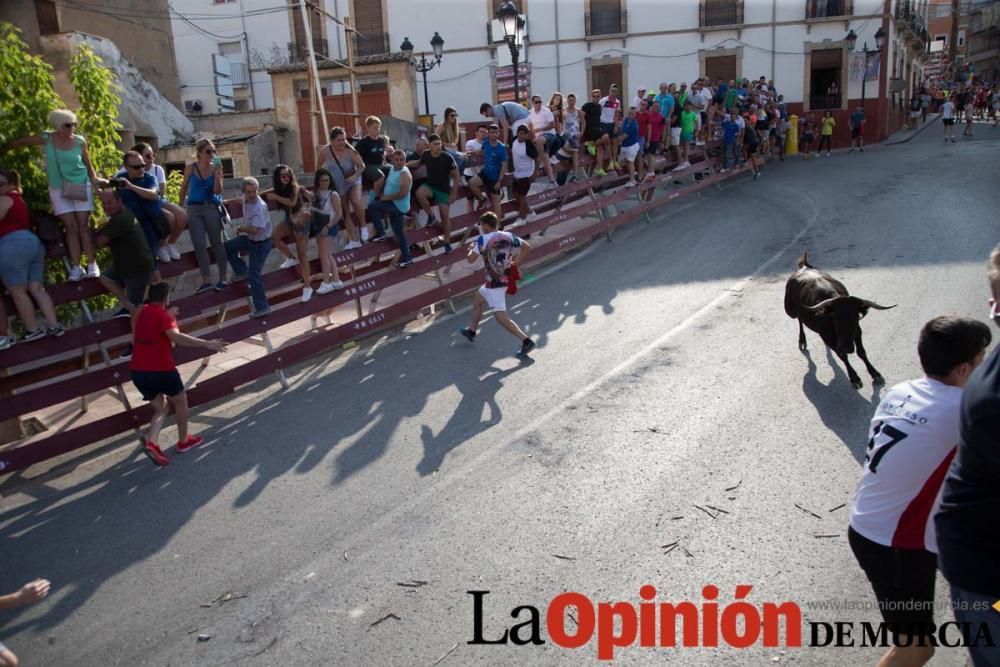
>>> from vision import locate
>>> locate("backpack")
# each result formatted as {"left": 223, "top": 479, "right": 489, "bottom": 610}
{"left": 32, "top": 210, "right": 68, "bottom": 259}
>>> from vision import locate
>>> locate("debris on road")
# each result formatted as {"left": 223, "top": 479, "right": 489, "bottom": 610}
{"left": 343, "top": 551, "right": 349, "bottom": 561}
{"left": 197, "top": 634, "right": 211, "bottom": 642}
{"left": 725, "top": 479, "right": 742, "bottom": 492}
{"left": 551, "top": 554, "right": 576, "bottom": 561}
{"left": 396, "top": 580, "right": 429, "bottom": 588}
{"left": 828, "top": 503, "right": 846, "bottom": 513}
{"left": 431, "top": 642, "right": 459, "bottom": 666}
{"left": 633, "top": 426, "right": 666, "bottom": 435}
{"left": 201, "top": 591, "right": 247, "bottom": 608}
{"left": 693, "top": 505, "right": 718, "bottom": 519}
{"left": 705, "top": 505, "right": 730, "bottom": 515}
{"left": 370, "top": 613, "right": 401, "bottom": 628}
{"left": 813, "top": 534, "right": 840, "bottom": 539}
{"left": 794, "top": 503, "right": 822, "bottom": 519}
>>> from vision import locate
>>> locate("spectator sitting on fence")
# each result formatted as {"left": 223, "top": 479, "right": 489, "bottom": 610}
{"left": 559, "top": 92, "right": 584, "bottom": 180}
{"left": 1, "top": 109, "right": 102, "bottom": 281}
{"left": 178, "top": 138, "right": 228, "bottom": 294}
{"left": 265, "top": 164, "right": 314, "bottom": 302}
{"left": 309, "top": 168, "right": 346, "bottom": 296}
{"left": 131, "top": 281, "right": 227, "bottom": 467}
{"left": 320, "top": 127, "right": 367, "bottom": 249}
{"left": 95, "top": 188, "right": 155, "bottom": 348}
{"left": 619, "top": 106, "right": 643, "bottom": 187}
{"left": 0, "top": 168, "right": 64, "bottom": 343}
{"left": 528, "top": 94, "right": 560, "bottom": 185}
{"left": 466, "top": 124, "right": 507, "bottom": 222}
{"left": 368, "top": 149, "right": 414, "bottom": 269}
{"left": 112, "top": 150, "right": 168, "bottom": 280}
{"left": 356, "top": 115, "right": 391, "bottom": 188}
{"left": 122, "top": 143, "right": 186, "bottom": 263}
{"left": 463, "top": 124, "right": 488, "bottom": 212}
{"left": 223, "top": 177, "right": 274, "bottom": 318}
{"left": 407, "top": 134, "right": 460, "bottom": 254}
{"left": 638, "top": 98, "right": 664, "bottom": 181}
{"left": 436, "top": 106, "right": 467, "bottom": 173}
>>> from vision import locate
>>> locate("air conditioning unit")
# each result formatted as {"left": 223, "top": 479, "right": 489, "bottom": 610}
{"left": 184, "top": 99, "right": 204, "bottom": 114}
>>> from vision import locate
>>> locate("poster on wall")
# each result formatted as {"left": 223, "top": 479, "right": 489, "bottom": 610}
{"left": 496, "top": 63, "right": 531, "bottom": 103}
{"left": 849, "top": 52, "right": 881, "bottom": 82}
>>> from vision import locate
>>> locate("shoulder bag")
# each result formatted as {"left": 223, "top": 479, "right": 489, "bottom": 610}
{"left": 50, "top": 135, "right": 89, "bottom": 201}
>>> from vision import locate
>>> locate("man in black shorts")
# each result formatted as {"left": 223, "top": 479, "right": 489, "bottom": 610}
{"left": 407, "top": 134, "right": 460, "bottom": 253}
{"left": 581, "top": 89, "right": 611, "bottom": 175}
{"left": 131, "top": 282, "right": 227, "bottom": 466}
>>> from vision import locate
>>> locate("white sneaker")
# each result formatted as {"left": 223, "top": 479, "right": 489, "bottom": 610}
{"left": 344, "top": 240, "right": 363, "bottom": 250}
{"left": 695, "top": 140, "right": 705, "bottom": 146}
{"left": 719, "top": 168, "right": 729, "bottom": 173}
{"left": 279, "top": 256, "right": 298, "bottom": 269}
{"left": 0, "top": 335, "right": 12, "bottom": 351}
{"left": 301, "top": 286, "right": 314, "bottom": 303}
{"left": 86, "top": 262, "right": 100, "bottom": 278}
{"left": 167, "top": 244, "right": 181, "bottom": 260}
{"left": 549, "top": 155, "right": 560, "bottom": 165}
{"left": 68, "top": 266, "right": 85, "bottom": 282}
{"left": 157, "top": 246, "right": 172, "bottom": 263}
{"left": 316, "top": 281, "right": 336, "bottom": 295}
{"left": 328, "top": 280, "right": 344, "bottom": 290}
{"left": 626, "top": 180, "right": 637, "bottom": 187}
{"left": 360, "top": 226, "right": 370, "bottom": 242}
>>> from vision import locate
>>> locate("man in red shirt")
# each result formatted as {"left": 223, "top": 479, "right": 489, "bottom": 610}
{"left": 131, "top": 282, "right": 226, "bottom": 466}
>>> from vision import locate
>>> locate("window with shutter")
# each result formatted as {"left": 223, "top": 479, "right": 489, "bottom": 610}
{"left": 587, "top": 0, "right": 624, "bottom": 36}
{"left": 700, "top": 0, "right": 742, "bottom": 27}
{"left": 352, "top": 0, "right": 387, "bottom": 56}
{"left": 288, "top": 1, "right": 326, "bottom": 59}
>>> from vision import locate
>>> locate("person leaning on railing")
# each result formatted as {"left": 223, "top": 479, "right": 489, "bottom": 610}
{"left": 319, "top": 127, "right": 367, "bottom": 250}
{"left": 0, "top": 168, "right": 65, "bottom": 344}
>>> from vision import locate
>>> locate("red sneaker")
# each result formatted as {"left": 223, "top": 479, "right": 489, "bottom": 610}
{"left": 176, "top": 435, "right": 204, "bottom": 453}
{"left": 144, "top": 441, "right": 170, "bottom": 466}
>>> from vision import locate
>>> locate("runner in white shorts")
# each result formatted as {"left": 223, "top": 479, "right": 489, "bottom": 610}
{"left": 459, "top": 211, "right": 537, "bottom": 358}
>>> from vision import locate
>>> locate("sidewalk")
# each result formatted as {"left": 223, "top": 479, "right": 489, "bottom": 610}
{"left": 884, "top": 112, "right": 942, "bottom": 145}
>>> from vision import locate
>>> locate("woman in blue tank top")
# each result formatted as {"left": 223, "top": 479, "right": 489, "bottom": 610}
{"left": 178, "top": 139, "right": 227, "bottom": 293}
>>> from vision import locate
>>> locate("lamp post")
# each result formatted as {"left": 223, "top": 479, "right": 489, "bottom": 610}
{"left": 400, "top": 32, "right": 444, "bottom": 117}
{"left": 845, "top": 27, "right": 886, "bottom": 107}
{"left": 496, "top": 1, "right": 526, "bottom": 104}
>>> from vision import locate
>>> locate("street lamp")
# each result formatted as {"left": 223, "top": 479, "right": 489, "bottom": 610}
{"left": 400, "top": 32, "right": 445, "bottom": 117}
{"left": 845, "top": 27, "right": 886, "bottom": 106}
{"left": 497, "top": 1, "right": 526, "bottom": 104}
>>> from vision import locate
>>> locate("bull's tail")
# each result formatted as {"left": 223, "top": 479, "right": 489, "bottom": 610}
{"left": 797, "top": 251, "right": 813, "bottom": 269}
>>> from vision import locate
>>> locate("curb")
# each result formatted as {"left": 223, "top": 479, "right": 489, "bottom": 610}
{"left": 884, "top": 113, "right": 943, "bottom": 146}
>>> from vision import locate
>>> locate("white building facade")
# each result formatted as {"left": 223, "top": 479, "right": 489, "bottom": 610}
{"left": 172, "top": 0, "right": 926, "bottom": 162}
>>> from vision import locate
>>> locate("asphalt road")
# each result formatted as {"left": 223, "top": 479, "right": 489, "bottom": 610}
{"left": 1, "top": 123, "right": 997, "bottom": 666}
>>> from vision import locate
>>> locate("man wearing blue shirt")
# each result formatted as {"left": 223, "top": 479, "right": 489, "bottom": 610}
{"left": 618, "top": 106, "right": 642, "bottom": 186}
{"left": 720, "top": 111, "right": 740, "bottom": 172}
{"left": 654, "top": 82, "right": 675, "bottom": 135}
{"left": 480, "top": 101, "right": 530, "bottom": 145}
{"left": 849, "top": 106, "right": 866, "bottom": 153}
{"left": 115, "top": 150, "right": 165, "bottom": 269}
{"left": 467, "top": 124, "right": 508, "bottom": 219}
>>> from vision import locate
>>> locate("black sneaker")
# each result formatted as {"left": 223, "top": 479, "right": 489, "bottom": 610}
{"left": 370, "top": 234, "right": 389, "bottom": 243}
{"left": 443, "top": 243, "right": 453, "bottom": 254}
{"left": 516, "top": 338, "right": 536, "bottom": 357}
{"left": 398, "top": 258, "right": 414, "bottom": 268}
{"left": 214, "top": 281, "right": 227, "bottom": 291}
{"left": 194, "top": 282, "right": 213, "bottom": 294}
{"left": 119, "top": 343, "right": 133, "bottom": 360}
{"left": 113, "top": 308, "right": 130, "bottom": 319}
{"left": 47, "top": 323, "right": 66, "bottom": 337}
{"left": 21, "top": 328, "right": 46, "bottom": 343}
{"left": 459, "top": 327, "right": 476, "bottom": 342}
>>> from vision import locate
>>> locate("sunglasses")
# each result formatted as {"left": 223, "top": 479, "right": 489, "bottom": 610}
{"left": 203, "top": 148, "right": 216, "bottom": 154}
{"left": 448, "top": 113, "right": 457, "bottom": 118}
{"left": 63, "top": 122, "right": 77, "bottom": 128}
{"left": 125, "top": 163, "right": 144, "bottom": 169}
{"left": 532, "top": 100, "right": 542, "bottom": 104}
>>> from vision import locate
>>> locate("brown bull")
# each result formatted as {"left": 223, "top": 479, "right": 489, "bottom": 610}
{"left": 784, "top": 253, "right": 896, "bottom": 389}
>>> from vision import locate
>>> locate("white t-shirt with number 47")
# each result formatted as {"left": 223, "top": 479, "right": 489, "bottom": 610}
{"left": 849, "top": 378, "right": 962, "bottom": 553}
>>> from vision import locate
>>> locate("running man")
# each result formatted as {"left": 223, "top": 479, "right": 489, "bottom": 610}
{"left": 132, "top": 281, "right": 227, "bottom": 466}
{"left": 848, "top": 106, "right": 865, "bottom": 152}
{"left": 941, "top": 95, "right": 956, "bottom": 143}
{"left": 459, "top": 212, "right": 536, "bottom": 358}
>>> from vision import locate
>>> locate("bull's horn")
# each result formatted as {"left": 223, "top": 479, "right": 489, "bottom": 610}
{"left": 805, "top": 296, "right": 843, "bottom": 312}
{"left": 861, "top": 300, "right": 896, "bottom": 310}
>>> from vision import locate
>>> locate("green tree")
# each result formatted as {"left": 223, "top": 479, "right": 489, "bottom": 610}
{"left": 69, "top": 43, "right": 123, "bottom": 179}
{"left": 0, "top": 22, "right": 64, "bottom": 212}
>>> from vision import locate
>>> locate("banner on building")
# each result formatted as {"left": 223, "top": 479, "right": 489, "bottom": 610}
{"left": 849, "top": 52, "right": 881, "bottom": 83}
{"left": 496, "top": 63, "right": 531, "bottom": 103}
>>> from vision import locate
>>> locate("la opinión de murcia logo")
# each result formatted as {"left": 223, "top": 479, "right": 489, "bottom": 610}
{"left": 468, "top": 586, "right": 998, "bottom": 660}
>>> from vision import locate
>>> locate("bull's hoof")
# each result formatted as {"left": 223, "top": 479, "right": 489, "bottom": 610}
{"left": 872, "top": 374, "right": 886, "bottom": 386}
{"left": 798, "top": 341, "right": 808, "bottom": 352}
{"left": 851, "top": 377, "right": 864, "bottom": 389}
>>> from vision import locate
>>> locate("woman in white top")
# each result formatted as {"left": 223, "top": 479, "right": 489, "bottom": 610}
{"left": 310, "top": 168, "right": 344, "bottom": 295}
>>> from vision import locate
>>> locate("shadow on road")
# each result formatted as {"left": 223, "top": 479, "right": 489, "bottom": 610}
{"left": 800, "top": 348, "right": 881, "bottom": 464}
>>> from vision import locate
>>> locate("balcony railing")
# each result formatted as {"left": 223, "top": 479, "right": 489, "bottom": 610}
{"left": 701, "top": 0, "right": 743, "bottom": 28}
{"left": 810, "top": 93, "right": 842, "bottom": 109}
{"left": 353, "top": 31, "right": 389, "bottom": 57}
{"left": 807, "top": 0, "right": 851, "bottom": 19}
{"left": 586, "top": 8, "right": 625, "bottom": 36}
{"left": 288, "top": 38, "right": 328, "bottom": 62}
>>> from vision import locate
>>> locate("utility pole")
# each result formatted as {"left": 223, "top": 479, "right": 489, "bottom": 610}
{"left": 299, "top": 0, "right": 329, "bottom": 165}
{"left": 948, "top": 0, "right": 959, "bottom": 66}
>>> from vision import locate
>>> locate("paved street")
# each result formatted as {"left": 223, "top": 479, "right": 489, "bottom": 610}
{"left": 1, "top": 125, "right": 997, "bottom": 666}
